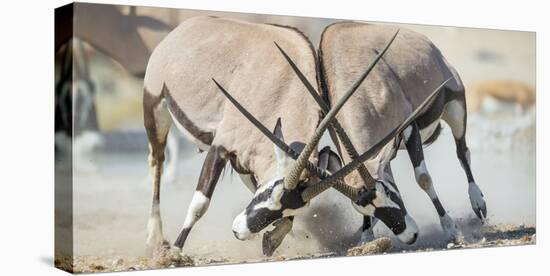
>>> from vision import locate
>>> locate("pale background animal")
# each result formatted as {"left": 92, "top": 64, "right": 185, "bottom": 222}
{"left": 466, "top": 80, "right": 535, "bottom": 113}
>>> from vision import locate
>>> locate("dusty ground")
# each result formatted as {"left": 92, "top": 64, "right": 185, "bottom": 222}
{"left": 59, "top": 224, "right": 535, "bottom": 273}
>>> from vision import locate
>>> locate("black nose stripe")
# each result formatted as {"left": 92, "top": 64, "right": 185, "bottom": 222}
{"left": 374, "top": 207, "right": 407, "bottom": 235}
{"left": 246, "top": 208, "right": 282, "bottom": 233}
{"left": 244, "top": 180, "right": 307, "bottom": 233}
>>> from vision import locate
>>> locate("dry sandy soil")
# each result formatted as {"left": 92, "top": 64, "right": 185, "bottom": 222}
{"left": 59, "top": 224, "right": 535, "bottom": 273}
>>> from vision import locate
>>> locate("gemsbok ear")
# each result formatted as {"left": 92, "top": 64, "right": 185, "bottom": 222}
{"left": 273, "top": 118, "right": 284, "bottom": 141}
{"left": 273, "top": 118, "right": 290, "bottom": 177}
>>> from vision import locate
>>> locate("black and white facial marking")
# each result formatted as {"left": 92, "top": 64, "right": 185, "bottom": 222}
{"left": 352, "top": 180, "right": 419, "bottom": 244}
{"left": 232, "top": 178, "right": 307, "bottom": 240}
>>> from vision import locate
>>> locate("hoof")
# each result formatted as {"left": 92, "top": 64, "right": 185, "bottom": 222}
{"left": 146, "top": 239, "right": 170, "bottom": 257}
{"left": 440, "top": 214, "right": 463, "bottom": 243}
{"left": 469, "top": 183, "right": 487, "bottom": 221}
{"left": 146, "top": 214, "right": 167, "bottom": 256}
{"left": 359, "top": 230, "right": 375, "bottom": 246}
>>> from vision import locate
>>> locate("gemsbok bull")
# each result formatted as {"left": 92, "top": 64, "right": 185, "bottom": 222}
{"left": 316, "top": 22, "right": 487, "bottom": 241}
{"left": 143, "top": 16, "right": 329, "bottom": 255}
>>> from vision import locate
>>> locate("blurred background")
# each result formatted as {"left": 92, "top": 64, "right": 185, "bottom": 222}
{"left": 55, "top": 2, "right": 535, "bottom": 268}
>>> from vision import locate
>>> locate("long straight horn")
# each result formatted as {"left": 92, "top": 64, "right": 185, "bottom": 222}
{"left": 275, "top": 41, "right": 370, "bottom": 185}
{"left": 212, "top": 79, "right": 295, "bottom": 158}
{"left": 283, "top": 29, "right": 400, "bottom": 190}
{"left": 302, "top": 77, "right": 453, "bottom": 201}
{"left": 275, "top": 41, "right": 386, "bottom": 189}
{"left": 212, "top": 78, "right": 360, "bottom": 199}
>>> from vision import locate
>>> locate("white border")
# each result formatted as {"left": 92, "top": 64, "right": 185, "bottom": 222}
{"left": 0, "top": 0, "right": 546, "bottom": 275}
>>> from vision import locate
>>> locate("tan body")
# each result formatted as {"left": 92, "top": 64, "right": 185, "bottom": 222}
{"left": 143, "top": 16, "right": 321, "bottom": 253}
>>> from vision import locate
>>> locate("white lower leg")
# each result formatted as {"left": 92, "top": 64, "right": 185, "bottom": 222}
{"left": 146, "top": 204, "right": 165, "bottom": 248}
{"left": 426, "top": 190, "right": 459, "bottom": 238}
{"left": 439, "top": 213, "right": 460, "bottom": 240}
{"left": 181, "top": 191, "right": 210, "bottom": 231}
{"left": 414, "top": 163, "right": 460, "bottom": 239}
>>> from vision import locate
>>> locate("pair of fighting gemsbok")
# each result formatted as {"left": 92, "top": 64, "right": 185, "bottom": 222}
{"left": 143, "top": 16, "right": 487, "bottom": 256}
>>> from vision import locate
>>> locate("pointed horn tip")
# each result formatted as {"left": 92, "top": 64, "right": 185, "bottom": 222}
{"left": 273, "top": 41, "right": 284, "bottom": 52}
{"left": 212, "top": 78, "right": 226, "bottom": 91}
{"left": 388, "top": 29, "right": 399, "bottom": 41}
{"left": 389, "top": 29, "right": 400, "bottom": 41}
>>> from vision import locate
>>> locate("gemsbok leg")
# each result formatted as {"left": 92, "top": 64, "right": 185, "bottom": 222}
{"left": 174, "top": 145, "right": 228, "bottom": 249}
{"left": 143, "top": 92, "right": 172, "bottom": 254}
{"left": 360, "top": 216, "right": 377, "bottom": 244}
{"left": 404, "top": 121, "right": 459, "bottom": 239}
{"left": 442, "top": 90, "right": 487, "bottom": 221}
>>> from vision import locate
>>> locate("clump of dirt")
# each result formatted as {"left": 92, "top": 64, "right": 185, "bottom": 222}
{"left": 446, "top": 224, "right": 536, "bottom": 250}
{"left": 71, "top": 249, "right": 194, "bottom": 273}
{"left": 346, "top": 237, "right": 393, "bottom": 256}
{"left": 149, "top": 247, "right": 195, "bottom": 268}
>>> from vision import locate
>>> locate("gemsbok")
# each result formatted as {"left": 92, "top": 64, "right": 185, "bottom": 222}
{"left": 143, "top": 16, "right": 330, "bottom": 255}
{"left": 316, "top": 22, "right": 487, "bottom": 241}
